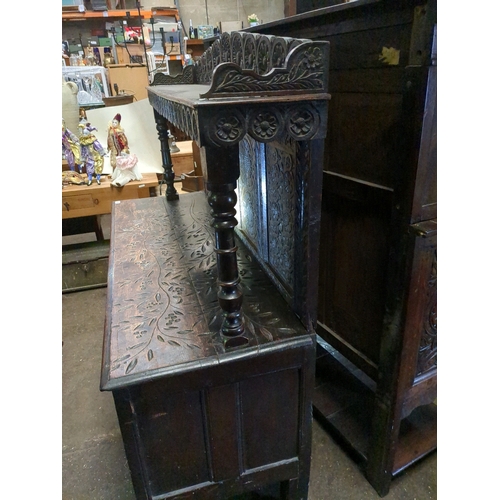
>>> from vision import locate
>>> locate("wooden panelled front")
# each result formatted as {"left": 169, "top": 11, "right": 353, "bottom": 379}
{"left": 113, "top": 362, "right": 307, "bottom": 499}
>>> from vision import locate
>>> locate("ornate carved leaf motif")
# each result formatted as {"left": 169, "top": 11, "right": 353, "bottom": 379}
{"left": 417, "top": 250, "right": 437, "bottom": 376}
{"left": 238, "top": 136, "right": 260, "bottom": 242}
{"left": 110, "top": 194, "right": 306, "bottom": 377}
{"left": 266, "top": 143, "right": 295, "bottom": 288}
{"left": 212, "top": 42, "right": 221, "bottom": 67}
{"left": 230, "top": 32, "right": 243, "bottom": 67}
{"left": 257, "top": 36, "right": 271, "bottom": 75}
{"left": 203, "top": 44, "right": 325, "bottom": 97}
{"left": 271, "top": 39, "right": 287, "bottom": 69}
{"left": 243, "top": 36, "right": 256, "bottom": 71}
{"left": 221, "top": 32, "right": 231, "bottom": 63}
{"left": 151, "top": 65, "right": 194, "bottom": 85}
{"left": 207, "top": 65, "right": 324, "bottom": 96}
{"left": 110, "top": 204, "right": 214, "bottom": 374}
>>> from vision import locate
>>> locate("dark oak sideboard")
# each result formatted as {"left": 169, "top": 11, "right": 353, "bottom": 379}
{"left": 101, "top": 32, "right": 330, "bottom": 499}
{"left": 251, "top": 0, "right": 437, "bottom": 496}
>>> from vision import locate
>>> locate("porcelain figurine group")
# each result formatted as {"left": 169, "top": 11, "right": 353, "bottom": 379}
{"left": 62, "top": 113, "right": 140, "bottom": 187}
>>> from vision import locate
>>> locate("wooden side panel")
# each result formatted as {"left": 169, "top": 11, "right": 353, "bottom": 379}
{"left": 205, "top": 384, "right": 241, "bottom": 481}
{"left": 326, "top": 91, "right": 403, "bottom": 188}
{"left": 132, "top": 382, "right": 211, "bottom": 497}
{"left": 399, "top": 221, "right": 437, "bottom": 418}
{"left": 317, "top": 174, "right": 392, "bottom": 373}
{"left": 240, "top": 368, "right": 300, "bottom": 471}
{"left": 409, "top": 64, "right": 437, "bottom": 223}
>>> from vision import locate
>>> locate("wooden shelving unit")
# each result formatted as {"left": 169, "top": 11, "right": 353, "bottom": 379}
{"left": 62, "top": 7, "right": 185, "bottom": 76}
{"left": 62, "top": 8, "right": 179, "bottom": 21}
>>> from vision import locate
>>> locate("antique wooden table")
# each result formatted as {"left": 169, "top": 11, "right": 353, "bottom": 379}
{"left": 101, "top": 32, "right": 330, "bottom": 500}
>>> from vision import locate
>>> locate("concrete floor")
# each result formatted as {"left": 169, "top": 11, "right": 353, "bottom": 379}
{"left": 62, "top": 209, "right": 437, "bottom": 500}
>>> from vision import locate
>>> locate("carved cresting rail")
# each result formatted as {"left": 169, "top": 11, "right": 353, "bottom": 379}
{"left": 147, "top": 31, "right": 330, "bottom": 348}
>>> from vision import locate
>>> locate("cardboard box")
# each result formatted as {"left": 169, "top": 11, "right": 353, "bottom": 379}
{"left": 220, "top": 21, "right": 244, "bottom": 33}
{"left": 181, "top": 171, "right": 204, "bottom": 192}
{"left": 165, "top": 42, "right": 181, "bottom": 55}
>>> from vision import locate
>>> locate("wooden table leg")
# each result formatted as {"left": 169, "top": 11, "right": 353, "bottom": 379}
{"left": 153, "top": 109, "right": 179, "bottom": 201}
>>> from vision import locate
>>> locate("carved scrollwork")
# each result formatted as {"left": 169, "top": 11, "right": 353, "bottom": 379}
{"left": 151, "top": 65, "right": 195, "bottom": 86}
{"left": 248, "top": 108, "right": 283, "bottom": 142}
{"left": 200, "top": 41, "right": 328, "bottom": 99}
{"left": 151, "top": 34, "right": 328, "bottom": 100}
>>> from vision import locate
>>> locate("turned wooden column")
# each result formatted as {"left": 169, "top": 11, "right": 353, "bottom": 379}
{"left": 207, "top": 182, "right": 246, "bottom": 345}
{"left": 202, "top": 142, "right": 247, "bottom": 347}
{"left": 153, "top": 109, "right": 178, "bottom": 201}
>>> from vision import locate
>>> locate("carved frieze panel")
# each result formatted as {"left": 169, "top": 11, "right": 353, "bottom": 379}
{"left": 148, "top": 94, "right": 200, "bottom": 143}
{"left": 266, "top": 141, "right": 296, "bottom": 291}
{"left": 200, "top": 51, "right": 327, "bottom": 99}
{"left": 151, "top": 65, "right": 194, "bottom": 85}
{"left": 237, "top": 136, "right": 262, "bottom": 250}
{"left": 416, "top": 250, "right": 437, "bottom": 376}
{"left": 196, "top": 102, "right": 326, "bottom": 149}
{"left": 200, "top": 40, "right": 329, "bottom": 98}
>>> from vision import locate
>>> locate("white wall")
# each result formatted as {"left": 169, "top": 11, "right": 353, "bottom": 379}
{"left": 141, "top": 0, "right": 285, "bottom": 31}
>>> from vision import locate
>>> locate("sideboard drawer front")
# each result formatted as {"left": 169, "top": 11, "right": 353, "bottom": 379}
{"left": 62, "top": 194, "right": 96, "bottom": 212}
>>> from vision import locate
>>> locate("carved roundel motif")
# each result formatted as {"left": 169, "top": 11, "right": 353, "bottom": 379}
{"left": 248, "top": 108, "right": 282, "bottom": 142}
{"left": 208, "top": 110, "right": 246, "bottom": 146}
{"left": 286, "top": 105, "right": 319, "bottom": 141}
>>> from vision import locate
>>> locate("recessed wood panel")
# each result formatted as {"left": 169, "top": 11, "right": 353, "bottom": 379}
{"left": 318, "top": 174, "right": 392, "bottom": 368}
{"left": 240, "top": 369, "right": 300, "bottom": 471}
{"left": 326, "top": 92, "right": 403, "bottom": 188}
{"left": 134, "top": 383, "right": 210, "bottom": 496}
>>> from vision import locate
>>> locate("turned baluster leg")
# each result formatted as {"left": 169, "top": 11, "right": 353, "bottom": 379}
{"left": 207, "top": 181, "right": 247, "bottom": 347}
{"left": 153, "top": 109, "right": 178, "bottom": 201}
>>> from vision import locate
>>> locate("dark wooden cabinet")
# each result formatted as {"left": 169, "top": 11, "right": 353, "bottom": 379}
{"left": 101, "top": 32, "right": 330, "bottom": 499}
{"left": 251, "top": 0, "right": 437, "bottom": 495}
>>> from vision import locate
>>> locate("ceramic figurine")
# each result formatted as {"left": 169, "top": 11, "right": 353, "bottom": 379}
{"left": 110, "top": 152, "right": 142, "bottom": 187}
{"left": 107, "top": 113, "right": 130, "bottom": 170}
{"left": 79, "top": 122, "right": 106, "bottom": 185}
{"left": 62, "top": 118, "right": 81, "bottom": 172}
